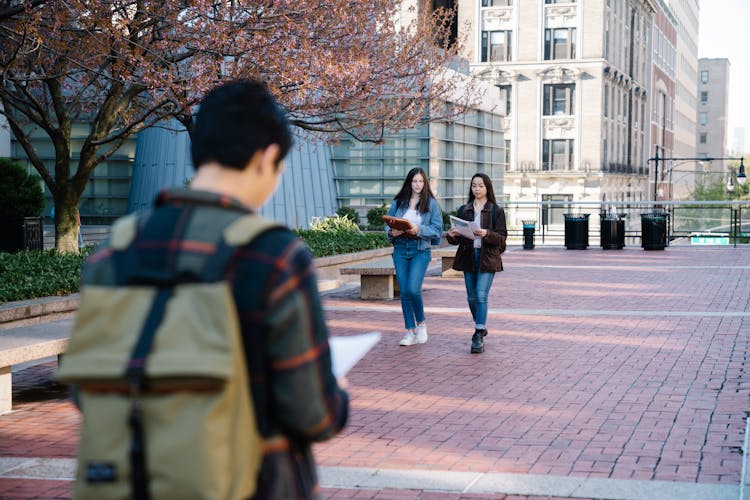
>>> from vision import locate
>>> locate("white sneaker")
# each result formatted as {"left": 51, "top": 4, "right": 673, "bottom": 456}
{"left": 415, "top": 324, "right": 428, "bottom": 344}
{"left": 399, "top": 331, "right": 417, "bottom": 346}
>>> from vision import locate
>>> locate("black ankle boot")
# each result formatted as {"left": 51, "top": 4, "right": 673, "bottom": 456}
{"left": 471, "top": 330, "right": 484, "bottom": 353}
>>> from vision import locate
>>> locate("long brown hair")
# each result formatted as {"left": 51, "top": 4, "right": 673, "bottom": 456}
{"left": 394, "top": 167, "right": 437, "bottom": 213}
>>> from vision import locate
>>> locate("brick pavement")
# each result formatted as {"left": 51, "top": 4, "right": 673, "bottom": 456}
{"left": 1, "top": 246, "right": 748, "bottom": 499}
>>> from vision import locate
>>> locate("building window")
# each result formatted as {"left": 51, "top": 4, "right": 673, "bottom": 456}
{"left": 497, "top": 85, "right": 512, "bottom": 115}
{"left": 657, "top": 91, "right": 666, "bottom": 129}
{"left": 545, "top": 0, "right": 576, "bottom": 3}
{"left": 543, "top": 84, "right": 575, "bottom": 116}
{"left": 544, "top": 28, "right": 576, "bottom": 60}
{"left": 482, "top": 0, "right": 512, "bottom": 6}
{"left": 700, "top": 70, "right": 709, "bottom": 84}
{"left": 542, "top": 139, "right": 574, "bottom": 171}
{"left": 699, "top": 133, "right": 707, "bottom": 144}
{"left": 700, "top": 91, "right": 708, "bottom": 104}
{"left": 699, "top": 112, "right": 707, "bottom": 126}
{"left": 504, "top": 139, "right": 511, "bottom": 168}
{"left": 481, "top": 30, "right": 512, "bottom": 62}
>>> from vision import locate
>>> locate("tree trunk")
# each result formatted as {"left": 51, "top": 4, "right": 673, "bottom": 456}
{"left": 53, "top": 194, "right": 81, "bottom": 253}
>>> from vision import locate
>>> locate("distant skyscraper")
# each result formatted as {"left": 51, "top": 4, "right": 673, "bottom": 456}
{"left": 666, "top": 0, "right": 699, "bottom": 165}
{"left": 696, "top": 58, "right": 730, "bottom": 186}
{"left": 651, "top": 0, "right": 677, "bottom": 201}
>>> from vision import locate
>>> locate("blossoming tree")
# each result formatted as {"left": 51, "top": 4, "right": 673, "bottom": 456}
{"left": 0, "top": 0, "right": 473, "bottom": 251}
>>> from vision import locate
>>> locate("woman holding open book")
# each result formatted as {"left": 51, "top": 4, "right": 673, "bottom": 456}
{"left": 446, "top": 173, "right": 507, "bottom": 354}
{"left": 384, "top": 167, "right": 443, "bottom": 346}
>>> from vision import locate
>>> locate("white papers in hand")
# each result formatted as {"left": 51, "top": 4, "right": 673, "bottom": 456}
{"left": 329, "top": 332, "right": 381, "bottom": 377}
{"left": 450, "top": 215, "right": 479, "bottom": 240}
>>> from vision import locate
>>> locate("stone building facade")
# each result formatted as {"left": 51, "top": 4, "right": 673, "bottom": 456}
{"left": 458, "top": 0, "right": 659, "bottom": 228}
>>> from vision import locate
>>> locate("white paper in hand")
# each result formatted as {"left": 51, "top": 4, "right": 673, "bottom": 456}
{"left": 450, "top": 215, "right": 479, "bottom": 240}
{"left": 329, "top": 332, "right": 381, "bottom": 377}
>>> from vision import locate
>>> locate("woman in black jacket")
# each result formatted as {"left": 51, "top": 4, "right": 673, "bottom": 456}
{"left": 446, "top": 173, "right": 507, "bottom": 353}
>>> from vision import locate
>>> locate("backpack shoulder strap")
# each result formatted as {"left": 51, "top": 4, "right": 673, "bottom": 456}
{"left": 201, "top": 213, "right": 283, "bottom": 281}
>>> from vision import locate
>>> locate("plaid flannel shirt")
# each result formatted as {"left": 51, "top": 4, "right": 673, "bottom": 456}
{"left": 81, "top": 188, "right": 349, "bottom": 499}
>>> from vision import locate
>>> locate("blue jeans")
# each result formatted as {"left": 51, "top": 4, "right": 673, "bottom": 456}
{"left": 392, "top": 241, "right": 431, "bottom": 330}
{"left": 463, "top": 248, "right": 495, "bottom": 330}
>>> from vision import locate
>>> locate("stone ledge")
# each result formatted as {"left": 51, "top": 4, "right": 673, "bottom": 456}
{"left": 314, "top": 246, "right": 393, "bottom": 267}
{"left": 0, "top": 295, "right": 79, "bottom": 331}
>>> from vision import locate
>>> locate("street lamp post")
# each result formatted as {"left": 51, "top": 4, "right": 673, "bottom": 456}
{"left": 647, "top": 151, "right": 747, "bottom": 206}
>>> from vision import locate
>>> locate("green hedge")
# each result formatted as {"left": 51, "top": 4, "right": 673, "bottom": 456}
{"left": 0, "top": 158, "right": 45, "bottom": 217}
{"left": 297, "top": 230, "right": 389, "bottom": 257}
{"left": 0, "top": 231, "right": 390, "bottom": 303}
{"left": 0, "top": 250, "right": 88, "bottom": 303}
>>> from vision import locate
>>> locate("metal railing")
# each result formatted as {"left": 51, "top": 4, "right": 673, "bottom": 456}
{"left": 500, "top": 200, "right": 750, "bottom": 247}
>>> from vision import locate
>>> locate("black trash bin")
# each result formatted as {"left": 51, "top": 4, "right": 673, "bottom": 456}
{"left": 600, "top": 212, "right": 625, "bottom": 249}
{"left": 641, "top": 212, "right": 668, "bottom": 250}
{"left": 564, "top": 213, "right": 589, "bottom": 250}
{"left": 522, "top": 220, "right": 536, "bottom": 250}
{"left": 0, "top": 216, "right": 44, "bottom": 253}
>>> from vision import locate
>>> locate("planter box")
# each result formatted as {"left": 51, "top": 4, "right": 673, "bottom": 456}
{"left": 314, "top": 247, "right": 393, "bottom": 281}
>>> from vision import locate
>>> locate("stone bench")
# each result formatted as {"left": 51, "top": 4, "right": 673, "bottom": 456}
{"left": 433, "top": 246, "right": 461, "bottom": 277}
{"left": 340, "top": 257, "right": 400, "bottom": 300}
{"left": 0, "top": 319, "right": 70, "bottom": 414}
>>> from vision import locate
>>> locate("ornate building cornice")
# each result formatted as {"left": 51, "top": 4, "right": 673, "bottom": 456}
{"left": 484, "top": 7, "right": 513, "bottom": 23}
{"left": 476, "top": 67, "right": 519, "bottom": 85}
{"left": 537, "top": 66, "right": 581, "bottom": 84}
{"left": 545, "top": 5, "right": 577, "bottom": 18}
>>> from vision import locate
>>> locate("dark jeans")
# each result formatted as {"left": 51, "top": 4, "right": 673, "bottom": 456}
{"left": 463, "top": 248, "right": 495, "bottom": 329}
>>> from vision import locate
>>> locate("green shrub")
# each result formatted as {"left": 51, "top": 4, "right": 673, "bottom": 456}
{"left": 297, "top": 230, "right": 389, "bottom": 257}
{"left": 366, "top": 204, "right": 389, "bottom": 230}
{"left": 336, "top": 206, "right": 360, "bottom": 226}
{"left": 0, "top": 158, "right": 45, "bottom": 217}
{"left": 0, "top": 249, "right": 89, "bottom": 303}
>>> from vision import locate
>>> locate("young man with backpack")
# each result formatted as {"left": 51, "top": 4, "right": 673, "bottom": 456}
{"left": 58, "top": 80, "right": 349, "bottom": 499}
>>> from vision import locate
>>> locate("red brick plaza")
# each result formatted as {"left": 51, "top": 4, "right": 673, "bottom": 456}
{"left": 2, "top": 245, "right": 749, "bottom": 499}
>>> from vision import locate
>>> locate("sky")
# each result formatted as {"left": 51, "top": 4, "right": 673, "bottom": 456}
{"left": 698, "top": 0, "right": 750, "bottom": 152}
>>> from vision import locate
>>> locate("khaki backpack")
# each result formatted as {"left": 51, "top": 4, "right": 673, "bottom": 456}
{"left": 58, "top": 212, "right": 279, "bottom": 500}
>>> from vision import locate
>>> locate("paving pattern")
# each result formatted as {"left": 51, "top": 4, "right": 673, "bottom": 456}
{"left": 1, "top": 246, "right": 749, "bottom": 499}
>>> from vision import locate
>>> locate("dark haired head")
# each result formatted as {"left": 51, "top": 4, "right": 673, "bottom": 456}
{"left": 393, "top": 167, "right": 436, "bottom": 213}
{"left": 191, "top": 80, "right": 293, "bottom": 171}
{"left": 467, "top": 172, "right": 496, "bottom": 204}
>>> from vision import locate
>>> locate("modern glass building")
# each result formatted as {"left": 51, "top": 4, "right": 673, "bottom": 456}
{"left": 332, "top": 105, "right": 506, "bottom": 214}
{"left": 7, "top": 123, "right": 136, "bottom": 223}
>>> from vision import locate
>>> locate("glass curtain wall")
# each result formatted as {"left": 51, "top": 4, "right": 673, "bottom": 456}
{"left": 331, "top": 102, "right": 505, "bottom": 214}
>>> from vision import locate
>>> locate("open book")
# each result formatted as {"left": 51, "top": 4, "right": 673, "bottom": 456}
{"left": 329, "top": 332, "right": 381, "bottom": 377}
{"left": 450, "top": 215, "right": 479, "bottom": 240}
